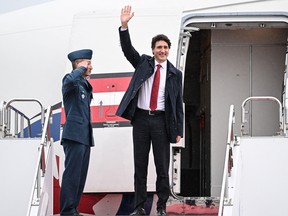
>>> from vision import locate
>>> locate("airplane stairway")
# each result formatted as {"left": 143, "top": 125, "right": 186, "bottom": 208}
{"left": 0, "top": 99, "right": 54, "bottom": 216}
{"left": 218, "top": 103, "right": 288, "bottom": 216}
{"left": 218, "top": 39, "right": 288, "bottom": 216}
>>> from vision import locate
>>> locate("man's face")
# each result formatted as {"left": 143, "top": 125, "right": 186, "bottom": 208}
{"left": 152, "top": 40, "right": 169, "bottom": 63}
{"left": 77, "top": 59, "right": 93, "bottom": 76}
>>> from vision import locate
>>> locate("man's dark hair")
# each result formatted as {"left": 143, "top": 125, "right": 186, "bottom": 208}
{"left": 151, "top": 34, "right": 171, "bottom": 49}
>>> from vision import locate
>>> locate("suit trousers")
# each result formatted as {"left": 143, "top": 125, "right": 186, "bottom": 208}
{"left": 60, "top": 140, "right": 91, "bottom": 215}
{"left": 132, "top": 108, "right": 170, "bottom": 210}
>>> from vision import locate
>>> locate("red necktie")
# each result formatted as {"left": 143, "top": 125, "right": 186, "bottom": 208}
{"left": 150, "top": 64, "right": 161, "bottom": 111}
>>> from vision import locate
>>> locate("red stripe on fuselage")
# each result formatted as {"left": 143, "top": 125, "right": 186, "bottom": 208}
{"left": 89, "top": 77, "right": 131, "bottom": 93}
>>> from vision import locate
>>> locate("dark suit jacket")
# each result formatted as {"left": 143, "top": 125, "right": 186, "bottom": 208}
{"left": 61, "top": 66, "right": 94, "bottom": 146}
{"left": 116, "top": 28, "right": 184, "bottom": 143}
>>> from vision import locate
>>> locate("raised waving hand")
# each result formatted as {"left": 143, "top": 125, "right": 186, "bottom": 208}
{"left": 121, "top": 5, "right": 134, "bottom": 29}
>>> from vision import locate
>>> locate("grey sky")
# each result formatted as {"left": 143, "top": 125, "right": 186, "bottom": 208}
{"left": 0, "top": 0, "right": 53, "bottom": 14}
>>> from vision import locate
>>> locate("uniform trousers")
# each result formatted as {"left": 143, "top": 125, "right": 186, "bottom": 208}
{"left": 132, "top": 108, "right": 170, "bottom": 211}
{"left": 60, "top": 140, "right": 91, "bottom": 215}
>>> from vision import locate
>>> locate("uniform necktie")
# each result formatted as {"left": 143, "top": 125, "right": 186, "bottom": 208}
{"left": 150, "top": 64, "right": 161, "bottom": 111}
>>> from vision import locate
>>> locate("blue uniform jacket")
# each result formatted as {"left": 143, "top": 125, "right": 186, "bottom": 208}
{"left": 116, "top": 28, "right": 184, "bottom": 143}
{"left": 61, "top": 66, "right": 94, "bottom": 146}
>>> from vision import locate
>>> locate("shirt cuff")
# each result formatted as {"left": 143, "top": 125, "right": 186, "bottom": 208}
{"left": 120, "top": 27, "right": 128, "bottom": 31}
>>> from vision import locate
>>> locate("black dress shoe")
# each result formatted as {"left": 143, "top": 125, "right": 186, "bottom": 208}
{"left": 129, "top": 207, "right": 146, "bottom": 215}
{"left": 157, "top": 208, "right": 167, "bottom": 215}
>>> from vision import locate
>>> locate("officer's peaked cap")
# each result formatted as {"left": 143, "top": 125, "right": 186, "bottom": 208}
{"left": 68, "top": 49, "right": 93, "bottom": 62}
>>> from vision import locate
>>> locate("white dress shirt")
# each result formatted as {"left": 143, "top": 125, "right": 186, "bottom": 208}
{"left": 137, "top": 61, "right": 167, "bottom": 111}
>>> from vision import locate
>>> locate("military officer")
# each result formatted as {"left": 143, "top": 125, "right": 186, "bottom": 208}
{"left": 60, "top": 49, "right": 94, "bottom": 216}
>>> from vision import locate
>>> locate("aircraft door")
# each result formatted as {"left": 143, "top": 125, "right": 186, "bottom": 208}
{"left": 172, "top": 26, "right": 212, "bottom": 197}
{"left": 177, "top": 26, "right": 212, "bottom": 197}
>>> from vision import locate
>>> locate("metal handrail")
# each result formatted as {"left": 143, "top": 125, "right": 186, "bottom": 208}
{"left": 3, "top": 98, "right": 45, "bottom": 138}
{"left": 0, "top": 101, "right": 5, "bottom": 127}
{"left": 241, "top": 96, "right": 283, "bottom": 136}
{"left": 1, "top": 100, "right": 32, "bottom": 137}
{"left": 218, "top": 105, "right": 235, "bottom": 216}
{"left": 40, "top": 105, "right": 52, "bottom": 146}
{"left": 5, "top": 98, "right": 44, "bottom": 125}
{"left": 28, "top": 105, "right": 53, "bottom": 216}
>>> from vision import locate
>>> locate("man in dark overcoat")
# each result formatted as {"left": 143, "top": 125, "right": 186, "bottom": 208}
{"left": 116, "top": 6, "right": 184, "bottom": 216}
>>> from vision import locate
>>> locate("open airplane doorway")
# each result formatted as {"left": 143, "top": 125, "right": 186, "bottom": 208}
{"left": 180, "top": 29, "right": 211, "bottom": 197}
{"left": 179, "top": 13, "right": 288, "bottom": 197}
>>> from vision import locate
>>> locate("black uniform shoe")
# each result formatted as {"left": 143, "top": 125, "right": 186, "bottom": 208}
{"left": 129, "top": 207, "right": 146, "bottom": 215}
{"left": 60, "top": 214, "right": 84, "bottom": 216}
{"left": 157, "top": 208, "right": 167, "bottom": 215}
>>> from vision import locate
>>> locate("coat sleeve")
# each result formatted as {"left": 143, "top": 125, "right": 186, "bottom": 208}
{"left": 62, "top": 66, "right": 87, "bottom": 94}
{"left": 119, "top": 27, "right": 141, "bottom": 69}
